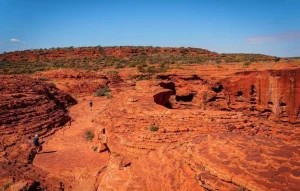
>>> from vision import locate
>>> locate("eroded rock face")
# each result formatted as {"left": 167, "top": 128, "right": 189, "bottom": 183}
{"left": 34, "top": 69, "right": 109, "bottom": 95}
{"left": 219, "top": 69, "right": 300, "bottom": 123}
{"left": 0, "top": 75, "right": 76, "bottom": 189}
{"left": 96, "top": 68, "right": 299, "bottom": 191}
{"left": 1, "top": 63, "right": 299, "bottom": 191}
{"left": 154, "top": 69, "right": 300, "bottom": 124}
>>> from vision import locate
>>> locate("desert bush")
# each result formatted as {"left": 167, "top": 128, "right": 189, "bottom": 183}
{"left": 106, "top": 70, "right": 119, "bottom": 75}
{"left": 274, "top": 57, "right": 280, "bottom": 62}
{"left": 114, "top": 62, "right": 124, "bottom": 69}
{"left": 137, "top": 75, "right": 151, "bottom": 81}
{"left": 93, "top": 145, "right": 99, "bottom": 151}
{"left": 159, "top": 66, "right": 168, "bottom": 72}
{"left": 94, "top": 86, "right": 111, "bottom": 97}
{"left": 38, "top": 77, "right": 48, "bottom": 81}
{"left": 128, "top": 62, "right": 136, "bottom": 67}
{"left": 84, "top": 129, "right": 94, "bottom": 141}
{"left": 137, "top": 65, "right": 145, "bottom": 72}
{"left": 146, "top": 66, "right": 157, "bottom": 73}
{"left": 149, "top": 125, "right": 159, "bottom": 132}
{"left": 2, "top": 182, "right": 12, "bottom": 190}
{"left": 243, "top": 61, "right": 252, "bottom": 67}
{"left": 215, "top": 59, "right": 222, "bottom": 64}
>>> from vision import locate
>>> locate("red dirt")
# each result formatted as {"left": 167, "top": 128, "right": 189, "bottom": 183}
{"left": 34, "top": 96, "right": 110, "bottom": 191}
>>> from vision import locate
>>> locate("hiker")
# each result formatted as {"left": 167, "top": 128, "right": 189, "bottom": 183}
{"left": 33, "top": 134, "right": 41, "bottom": 153}
{"left": 89, "top": 100, "right": 93, "bottom": 111}
{"left": 97, "top": 127, "right": 110, "bottom": 154}
{"left": 59, "top": 182, "right": 64, "bottom": 191}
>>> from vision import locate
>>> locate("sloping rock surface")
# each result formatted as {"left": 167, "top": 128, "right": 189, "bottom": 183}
{"left": 96, "top": 69, "right": 299, "bottom": 191}
{"left": 0, "top": 75, "right": 76, "bottom": 190}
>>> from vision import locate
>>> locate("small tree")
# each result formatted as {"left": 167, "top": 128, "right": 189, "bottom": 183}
{"left": 149, "top": 125, "right": 159, "bottom": 132}
{"left": 137, "top": 65, "right": 145, "bottom": 72}
{"left": 84, "top": 129, "right": 94, "bottom": 141}
{"left": 94, "top": 86, "right": 111, "bottom": 97}
{"left": 146, "top": 66, "right": 157, "bottom": 73}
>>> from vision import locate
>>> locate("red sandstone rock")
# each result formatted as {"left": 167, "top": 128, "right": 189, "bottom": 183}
{"left": 95, "top": 65, "right": 300, "bottom": 191}
{"left": 0, "top": 75, "right": 76, "bottom": 189}
{"left": 1, "top": 60, "right": 300, "bottom": 190}
{"left": 220, "top": 69, "right": 300, "bottom": 123}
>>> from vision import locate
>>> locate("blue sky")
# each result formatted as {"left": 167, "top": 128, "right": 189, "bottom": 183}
{"left": 0, "top": 0, "right": 300, "bottom": 57}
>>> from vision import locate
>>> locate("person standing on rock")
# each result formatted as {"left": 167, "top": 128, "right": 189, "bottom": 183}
{"left": 97, "top": 128, "right": 110, "bottom": 154}
{"left": 33, "top": 134, "right": 41, "bottom": 153}
{"left": 89, "top": 100, "right": 93, "bottom": 111}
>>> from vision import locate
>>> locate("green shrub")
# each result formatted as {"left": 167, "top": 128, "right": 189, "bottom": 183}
{"left": 159, "top": 65, "right": 168, "bottom": 72}
{"left": 128, "top": 62, "right": 136, "bottom": 67}
{"left": 149, "top": 125, "right": 159, "bottom": 132}
{"left": 84, "top": 129, "right": 94, "bottom": 141}
{"left": 106, "top": 70, "right": 119, "bottom": 75}
{"left": 114, "top": 63, "right": 124, "bottom": 69}
{"left": 2, "top": 182, "right": 12, "bottom": 190}
{"left": 243, "top": 61, "right": 252, "bottom": 67}
{"left": 95, "top": 86, "right": 111, "bottom": 97}
{"left": 137, "top": 75, "right": 151, "bottom": 81}
{"left": 146, "top": 66, "right": 157, "bottom": 73}
{"left": 274, "top": 57, "right": 280, "bottom": 62}
{"left": 93, "top": 145, "right": 99, "bottom": 151}
{"left": 137, "top": 65, "right": 145, "bottom": 72}
{"left": 38, "top": 77, "right": 48, "bottom": 81}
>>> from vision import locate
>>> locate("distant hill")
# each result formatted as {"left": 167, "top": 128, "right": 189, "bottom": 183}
{"left": 0, "top": 46, "right": 278, "bottom": 74}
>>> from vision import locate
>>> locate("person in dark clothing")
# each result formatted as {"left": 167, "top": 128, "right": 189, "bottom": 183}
{"left": 89, "top": 100, "right": 93, "bottom": 111}
{"left": 33, "top": 134, "right": 41, "bottom": 153}
{"left": 59, "top": 182, "right": 64, "bottom": 191}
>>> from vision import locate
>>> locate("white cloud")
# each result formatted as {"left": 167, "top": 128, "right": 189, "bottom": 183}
{"left": 10, "top": 38, "right": 21, "bottom": 42}
{"left": 245, "top": 31, "right": 300, "bottom": 45}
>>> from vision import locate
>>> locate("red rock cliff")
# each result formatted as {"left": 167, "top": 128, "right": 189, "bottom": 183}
{"left": 221, "top": 69, "right": 300, "bottom": 123}
{"left": 0, "top": 75, "right": 76, "bottom": 189}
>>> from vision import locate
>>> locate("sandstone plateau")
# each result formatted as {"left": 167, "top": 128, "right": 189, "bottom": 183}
{"left": 0, "top": 47, "right": 299, "bottom": 191}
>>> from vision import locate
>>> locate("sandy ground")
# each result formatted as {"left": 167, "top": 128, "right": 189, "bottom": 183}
{"left": 34, "top": 96, "right": 110, "bottom": 191}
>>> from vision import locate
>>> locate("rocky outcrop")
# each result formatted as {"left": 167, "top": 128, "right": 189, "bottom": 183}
{"left": 1, "top": 61, "right": 299, "bottom": 190}
{"left": 34, "top": 69, "right": 109, "bottom": 95}
{"left": 219, "top": 69, "right": 300, "bottom": 123}
{"left": 96, "top": 67, "right": 299, "bottom": 191}
{"left": 0, "top": 75, "right": 76, "bottom": 189}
